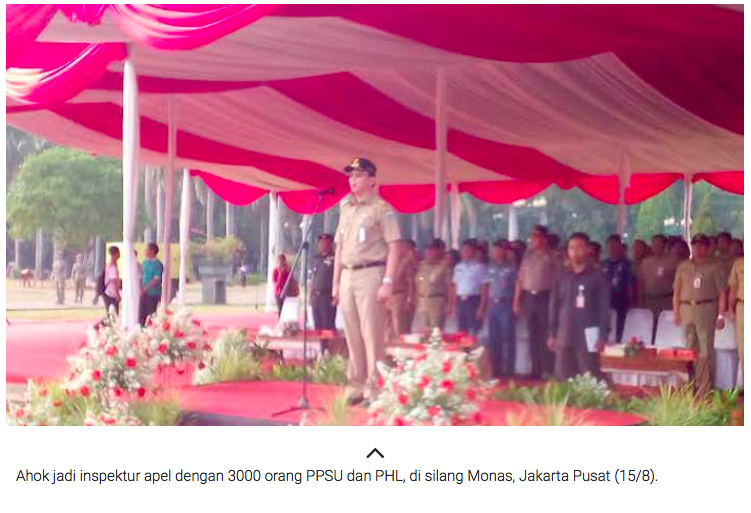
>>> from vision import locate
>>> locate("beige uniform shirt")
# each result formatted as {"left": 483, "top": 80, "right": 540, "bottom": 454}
{"left": 518, "top": 250, "right": 558, "bottom": 292}
{"left": 674, "top": 259, "right": 726, "bottom": 302}
{"left": 335, "top": 193, "right": 401, "bottom": 268}
{"left": 392, "top": 255, "right": 417, "bottom": 294}
{"left": 728, "top": 258, "right": 743, "bottom": 301}
{"left": 415, "top": 261, "right": 451, "bottom": 298}
{"left": 639, "top": 254, "right": 678, "bottom": 296}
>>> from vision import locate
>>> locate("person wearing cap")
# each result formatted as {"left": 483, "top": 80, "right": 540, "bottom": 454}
{"left": 415, "top": 239, "right": 451, "bottom": 330}
{"left": 448, "top": 239, "right": 488, "bottom": 335}
{"left": 727, "top": 255, "right": 743, "bottom": 377}
{"left": 333, "top": 158, "right": 402, "bottom": 405}
{"left": 672, "top": 234, "right": 727, "bottom": 396}
{"left": 482, "top": 240, "right": 518, "bottom": 377}
{"left": 513, "top": 225, "right": 559, "bottom": 378}
{"left": 387, "top": 239, "right": 418, "bottom": 336}
{"left": 309, "top": 233, "right": 336, "bottom": 330}
{"left": 638, "top": 234, "right": 678, "bottom": 335}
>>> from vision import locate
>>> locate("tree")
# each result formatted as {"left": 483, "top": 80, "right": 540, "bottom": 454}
{"left": 691, "top": 187, "right": 717, "bottom": 235}
{"left": 6, "top": 126, "right": 51, "bottom": 186}
{"left": 7, "top": 147, "right": 123, "bottom": 249}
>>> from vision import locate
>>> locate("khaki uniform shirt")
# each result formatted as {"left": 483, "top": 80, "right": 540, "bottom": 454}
{"left": 392, "top": 255, "right": 417, "bottom": 294}
{"left": 519, "top": 250, "right": 558, "bottom": 292}
{"left": 415, "top": 261, "right": 451, "bottom": 298}
{"left": 71, "top": 262, "right": 85, "bottom": 281}
{"left": 639, "top": 254, "right": 678, "bottom": 296}
{"left": 335, "top": 193, "right": 401, "bottom": 268}
{"left": 51, "top": 260, "right": 66, "bottom": 281}
{"left": 674, "top": 259, "right": 726, "bottom": 302}
{"left": 728, "top": 258, "right": 743, "bottom": 301}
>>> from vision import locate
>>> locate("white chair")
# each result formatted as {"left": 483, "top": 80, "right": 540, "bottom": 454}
{"left": 654, "top": 311, "right": 686, "bottom": 348}
{"left": 715, "top": 322, "right": 738, "bottom": 390}
{"left": 607, "top": 309, "right": 617, "bottom": 343}
{"left": 621, "top": 308, "right": 655, "bottom": 345}
{"left": 335, "top": 306, "right": 344, "bottom": 331}
{"left": 279, "top": 297, "right": 299, "bottom": 324}
{"left": 514, "top": 321, "right": 532, "bottom": 376}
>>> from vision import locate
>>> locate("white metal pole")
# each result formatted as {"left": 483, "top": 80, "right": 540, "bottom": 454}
{"left": 683, "top": 174, "right": 693, "bottom": 241}
{"left": 161, "top": 95, "right": 177, "bottom": 306}
{"left": 265, "top": 192, "right": 279, "bottom": 313}
{"left": 178, "top": 170, "right": 192, "bottom": 305}
{"left": 121, "top": 57, "right": 140, "bottom": 329}
{"left": 206, "top": 189, "right": 215, "bottom": 241}
{"left": 450, "top": 184, "right": 461, "bottom": 249}
{"left": 616, "top": 148, "right": 630, "bottom": 236}
{"left": 433, "top": 69, "right": 448, "bottom": 239}
{"left": 508, "top": 205, "right": 519, "bottom": 241}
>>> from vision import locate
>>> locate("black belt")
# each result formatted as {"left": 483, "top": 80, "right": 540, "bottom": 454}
{"left": 344, "top": 261, "right": 386, "bottom": 271}
{"left": 739, "top": 299, "right": 744, "bottom": 304}
{"left": 680, "top": 298, "right": 716, "bottom": 306}
{"left": 458, "top": 295, "right": 480, "bottom": 301}
{"left": 647, "top": 293, "right": 673, "bottom": 299}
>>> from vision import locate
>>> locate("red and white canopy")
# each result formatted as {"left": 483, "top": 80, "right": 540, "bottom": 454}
{"left": 6, "top": 4, "right": 744, "bottom": 213}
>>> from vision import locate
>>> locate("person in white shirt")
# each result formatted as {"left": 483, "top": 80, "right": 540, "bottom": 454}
{"left": 103, "top": 246, "right": 121, "bottom": 315}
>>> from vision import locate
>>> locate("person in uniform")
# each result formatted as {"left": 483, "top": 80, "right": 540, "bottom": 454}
{"left": 415, "top": 239, "right": 451, "bottom": 330}
{"left": 51, "top": 251, "right": 66, "bottom": 305}
{"left": 638, "top": 234, "right": 678, "bottom": 334}
{"left": 728, "top": 256, "right": 743, "bottom": 377}
{"left": 448, "top": 239, "right": 488, "bottom": 335}
{"left": 482, "top": 240, "right": 518, "bottom": 377}
{"left": 548, "top": 233, "right": 611, "bottom": 380}
{"left": 673, "top": 234, "right": 727, "bottom": 397}
{"left": 71, "top": 253, "right": 86, "bottom": 304}
{"left": 388, "top": 240, "right": 418, "bottom": 336}
{"left": 333, "top": 158, "right": 401, "bottom": 405}
{"left": 309, "top": 233, "right": 336, "bottom": 330}
{"left": 715, "top": 231, "right": 735, "bottom": 282}
{"left": 513, "top": 225, "right": 559, "bottom": 378}
{"left": 604, "top": 235, "right": 633, "bottom": 342}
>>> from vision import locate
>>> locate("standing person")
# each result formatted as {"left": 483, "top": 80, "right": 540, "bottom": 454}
{"left": 415, "top": 239, "right": 451, "bottom": 330}
{"left": 728, "top": 256, "right": 744, "bottom": 376}
{"left": 239, "top": 262, "right": 249, "bottom": 288}
{"left": 448, "top": 240, "right": 487, "bottom": 335}
{"left": 388, "top": 240, "right": 418, "bottom": 336}
{"left": 715, "top": 231, "right": 735, "bottom": 282}
{"left": 139, "top": 243, "right": 164, "bottom": 326}
{"left": 482, "top": 240, "right": 518, "bottom": 377}
{"left": 513, "top": 225, "right": 558, "bottom": 379}
{"left": 272, "top": 254, "right": 294, "bottom": 318}
{"left": 638, "top": 234, "right": 678, "bottom": 328}
{"left": 102, "top": 246, "right": 121, "bottom": 315}
{"left": 604, "top": 235, "right": 633, "bottom": 342}
{"left": 673, "top": 234, "right": 727, "bottom": 397}
{"left": 548, "top": 233, "right": 611, "bottom": 380}
{"left": 71, "top": 253, "right": 86, "bottom": 304}
{"left": 51, "top": 251, "right": 67, "bottom": 305}
{"left": 309, "top": 233, "right": 336, "bottom": 330}
{"left": 332, "top": 158, "right": 401, "bottom": 405}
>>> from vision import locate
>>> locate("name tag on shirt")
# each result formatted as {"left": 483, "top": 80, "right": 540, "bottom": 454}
{"left": 657, "top": 266, "right": 665, "bottom": 277}
{"left": 358, "top": 226, "right": 367, "bottom": 243}
{"left": 693, "top": 277, "right": 702, "bottom": 289}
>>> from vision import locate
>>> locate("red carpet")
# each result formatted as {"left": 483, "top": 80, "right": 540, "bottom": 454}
{"left": 5, "top": 312, "right": 277, "bottom": 383}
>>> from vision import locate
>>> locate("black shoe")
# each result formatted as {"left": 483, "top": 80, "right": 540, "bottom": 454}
{"left": 346, "top": 396, "right": 365, "bottom": 407}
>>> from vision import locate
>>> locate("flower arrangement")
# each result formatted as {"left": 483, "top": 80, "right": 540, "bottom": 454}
{"left": 64, "top": 314, "right": 153, "bottom": 404}
{"left": 138, "top": 306, "right": 210, "bottom": 368}
{"left": 368, "top": 329, "right": 492, "bottom": 426}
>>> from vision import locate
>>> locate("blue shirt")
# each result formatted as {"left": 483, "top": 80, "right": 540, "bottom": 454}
{"left": 485, "top": 263, "right": 518, "bottom": 300}
{"left": 452, "top": 261, "right": 487, "bottom": 296}
{"left": 604, "top": 258, "right": 632, "bottom": 296}
{"left": 141, "top": 258, "right": 164, "bottom": 297}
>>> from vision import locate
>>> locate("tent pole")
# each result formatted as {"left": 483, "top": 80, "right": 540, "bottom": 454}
{"left": 178, "top": 169, "right": 192, "bottom": 305}
{"left": 683, "top": 174, "right": 693, "bottom": 241}
{"left": 616, "top": 148, "right": 630, "bottom": 236}
{"left": 161, "top": 95, "right": 177, "bottom": 306}
{"left": 508, "top": 205, "right": 519, "bottom": 241}
{"left": 450, "top": 183, "right": 461, "bottom": 249}
{"left": 265, "top": 192, "right": 279, "bottom": 313}
{"left": 433, "top": 68, "right": 448, "bottom": 239}
{"left": 121, "top": 56, "right": 140, "bottom": 329}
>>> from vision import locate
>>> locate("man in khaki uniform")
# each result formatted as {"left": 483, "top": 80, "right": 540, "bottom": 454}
{"left": 71, "top": 253, "right": 86, "bottom": 304}
{"left": 728, "top": 257, "right": 743, "bottom": 376}
{"left": 639, "top": 234, "right": 678, "bottom": 330}
{"left": 333, "top": 158, "right": 402, "bottom": 405}
{"left": 51, "top": 252, "right": 66, "bottom": 305}
{"left": 673, "top": 234, "right": 727, "bottom": 397}
{"left": 388, "top": 240, "right": 417, "bottom": 336}
{"left": 415, "top": 239, "right": 451, "bottom": 330}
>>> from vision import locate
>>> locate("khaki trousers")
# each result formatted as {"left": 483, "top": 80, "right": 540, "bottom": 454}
{"left": 417, "top": 297, "right": 447, "bottom": 331}
{"left": 340, "top": 267, "right": 387, "bottom": 399}
{"left": 55, "top": 279, "right": 65, "bottom": 304}
{"left": 388, "top": 291, "right": 414, "bottom": 336}
{"left": 680, "top": 303, "right": 717, "bottom": 397}
{"left": 736, "top": 302, "right": 744, "bottom": 375}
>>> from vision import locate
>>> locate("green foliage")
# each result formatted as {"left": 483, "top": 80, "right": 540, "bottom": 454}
{"left": 191, "top": 236, "right": 245, "bottom": 260}
{"left": 691, "top": 189, "right": 716, "bottom": 235}
{"left": 311, "top": 355, "right": 348, "bottom": 385}
{"left": 495, "top": 374, "right": 622, "bottom": 411}
{"left": 6, "top": 127, "right": 51, "bottom": 186}
{"left": 627, "top": 386, "right": 741, "bottom": 426}
{"left": 315, "top": 393, "right": 353, "bottom": 426}
{"left": 7, "top": 147, "right": 122, "bottom": 248}
{"left": 130, "top": 397, "right": 183, "bottom": 426}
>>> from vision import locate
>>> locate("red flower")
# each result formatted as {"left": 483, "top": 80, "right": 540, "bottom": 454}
{"left": 105, "top": 346, "right": 117, "bottom": 356}
{"left": 186, "top": 341, "right": 197, "bottom": 350}
{"left": 442, "top": 360, "right": 452, "bottom": 374}
{"left": 466, "top": 364, "right": 477, "bottom": 380}
{"left": 80, "top": 385, "right": 90, "bottom": 397}
{"left": 113, "top": 388, "right": 123, "bottom": 397}
{"left": 414, "top": 343, "right": 426, "bottom": 351}
{"left": 466, "top": 389, "right": 477, "bottom": 401}
{"left": 91, "top": 369, "right": 102, "bottom": 381}
{"left": 165, "top": 309, "right": 174, "bottom": 316}
{"left": 126, "top": 357, "right": 137, "bottom": 368}
{"left": 15, "top": 408, "right": 25, "bottom": 418}
{"left": 427, "top": 406, "right": 441, "bottom": 417}
{"left": 162, "top": 321, "right": 171, "bottom": 331}
{"left": 52, "top": 400, "right": 63, "bottom": 408}
{"left": 38, "top": 388, "right": 48, "bottom": 397}
{"left": 174, "top": 329, "right": 185, "bottom": 339}
{"left": 158, "top": 344, "right": 168, "bottom": 355}
{"left": 146, "top": 318, "right": 154, "bottom": 327}
{"left": 398, "top": 394, "right": 409, "bottom": 406}
{"left": 101, "top": 416, "right": 116, "bottom": 425}
{"left": 137, "top": 387, "right": 146, "bottom": 398}
{"left": 191, "top": 319, "right": 201, "bottom": 327}
{"left": 376, "top": 375, "right": 385, "bottom": 388}
{"left": 440, "top": 379, "right": 455, "bottom": 393}
{"left": 451, "top": 415, "right": 462, "bottom": 426}
{"left": 198, "top": 362, "right": 206, "bottom": 370}
{"left": 176, "top": 368, "right": 185, "bottom": 375}
{"left": 417, "top": 376, "right": 430, "bottom": 389}
{"left": 203, "top": 343, "right": 212, "bottom": 351}
{"left": 393, "top": 417, "right": 406, "bottom": 426}
{"left": 473, "top": 412, "right": 483, "bottom": 424}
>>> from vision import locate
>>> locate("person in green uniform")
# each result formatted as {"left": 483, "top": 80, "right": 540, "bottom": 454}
{"left": 672, "top": 234, "right": 727, "bottom": 397}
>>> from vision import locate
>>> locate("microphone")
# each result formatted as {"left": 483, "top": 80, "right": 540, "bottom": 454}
{"left": 317, "top": 188, "right": 336, "bottom": 196}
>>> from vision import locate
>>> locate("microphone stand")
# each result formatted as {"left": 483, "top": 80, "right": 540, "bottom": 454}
{"left": 272, "top": 190, "right": 329, "bottom": 417}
